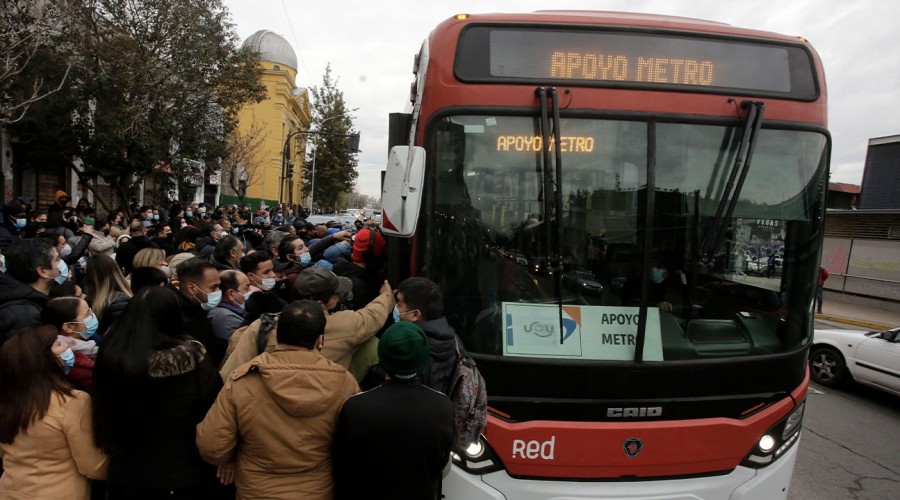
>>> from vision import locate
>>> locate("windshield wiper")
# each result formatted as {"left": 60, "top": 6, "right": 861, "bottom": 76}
{"left": 700, "top": 100, "right": 766, "bottom": 258}
{"left": 536, "top": 86, "right": 566, "bottom": 344}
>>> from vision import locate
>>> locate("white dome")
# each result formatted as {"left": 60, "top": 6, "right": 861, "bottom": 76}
{"left": 242, "top": 30, "right": 297, "bottom": 70}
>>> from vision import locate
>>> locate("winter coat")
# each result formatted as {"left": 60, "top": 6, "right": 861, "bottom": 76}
{"left": 0, "top": 390, "right": 108, "bottom": 500}
{"left": 106, "top": 340, "right": 223, "bottom": 495}
{"left": 96, "top": 291, "right": 131, "bottom": 337}
{"left": 333, "top": 379, "right": 454, "bottom": 500}
{"left": 418, "top": 317, "right": 463, "bottom": 396}
{"left": 88, "top": 232, "right": 116, "bottom": 257}
{"left": 197, "top": 346, "right": 359, "bottom": 500}
{"left": 0, "top": 222, "right": 22, "bottom": 252}
{"left": 68, "top": 350, "right": 95, "bottom": 393}
{"left": 175, "top": 289, "right": 222, "bottom": 366}
{"left": 219, "top": 289, "right": 394, "bottom": 379}
{"left": 208, "top": 301, "right": 245, "bottom": 350}
{"left": 209, "top": 254, "right": 236, "bottom": 272}
{"left": 0, "top": 272, "right": 47, "bottom": 345}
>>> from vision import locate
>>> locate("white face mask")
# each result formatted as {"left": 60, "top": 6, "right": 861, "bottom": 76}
{"left": 60, "top": 243, "right": 73, "bottom": 258}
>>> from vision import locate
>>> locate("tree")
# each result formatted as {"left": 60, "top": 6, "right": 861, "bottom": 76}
{"left": 221, "top": 120, "right": 267, "bottom": 204}
{"left": 305, "top": 64, "right": 359, "bottom": 212}
{"left": 0, "top": 0, "right": 73, "bottom": 124}
{"left": 5, "top": 0, "right": 266, "bottom": 214}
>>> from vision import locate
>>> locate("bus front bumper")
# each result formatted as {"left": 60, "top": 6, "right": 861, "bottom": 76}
{"left": 442, "top": 433, "right": 800, "bottom": 500}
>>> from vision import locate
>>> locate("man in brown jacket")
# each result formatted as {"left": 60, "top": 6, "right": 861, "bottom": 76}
{"left": 218, "top": 266, "right": 394, "bottom": 380}
{"left": 195, "top": 299, "right": 359, "bottom": 500}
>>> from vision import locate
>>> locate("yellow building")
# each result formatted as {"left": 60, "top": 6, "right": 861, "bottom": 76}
{"left": 221, "top": 30, "right": 310, "bottom": 210}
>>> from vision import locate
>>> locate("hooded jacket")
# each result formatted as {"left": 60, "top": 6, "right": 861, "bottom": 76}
{"left": 196, "top": 346, "right": 359, "bottom": 500}
{"left": 418, "top": 317, "right": 463, "bottom": 396}
{"left": 0, "top": 272, "right": 47, "bottom": 345}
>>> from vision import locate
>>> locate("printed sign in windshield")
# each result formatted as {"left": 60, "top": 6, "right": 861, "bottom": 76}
{"left": 503, "top": 303, "right": 663, "bottom": 361}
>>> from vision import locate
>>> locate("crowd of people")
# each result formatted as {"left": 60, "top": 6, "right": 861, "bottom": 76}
{"left": 0, "top": 193, "right": 468, "bottom": 500}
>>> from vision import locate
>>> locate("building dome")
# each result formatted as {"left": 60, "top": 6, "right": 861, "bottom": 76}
{"left": 242, "top": 30, "right": 297, "bottom": 70}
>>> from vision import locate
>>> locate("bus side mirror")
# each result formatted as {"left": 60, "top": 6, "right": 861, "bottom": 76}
{"left": 381, "top": 146, "right": 426, "bottom": 237}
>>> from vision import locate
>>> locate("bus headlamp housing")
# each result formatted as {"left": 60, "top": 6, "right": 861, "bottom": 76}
{"left": 451, "top": 434, "right": 503, "bottom": 474}
{"left": 741, "top": 400, "right": 805, "bottom": 468}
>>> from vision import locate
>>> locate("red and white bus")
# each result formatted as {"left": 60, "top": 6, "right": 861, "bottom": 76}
{"left": 381, "top": 11, "right": 827, "bottom": 499}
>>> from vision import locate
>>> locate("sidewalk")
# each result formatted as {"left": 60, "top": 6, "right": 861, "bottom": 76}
{"left": 815, "top": 298, "right": 900, "bottom": 331}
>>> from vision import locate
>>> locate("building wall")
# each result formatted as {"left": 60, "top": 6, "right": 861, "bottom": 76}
{"left": 228, "top": 60, "right": 310, "bottom": 210}
{"left": 859, "top": 135, "right": 900, "bottom": 210}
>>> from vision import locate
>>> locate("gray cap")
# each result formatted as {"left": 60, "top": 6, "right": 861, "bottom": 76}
{"left": 294, "top": 266, "right": 352, "bottom": 297}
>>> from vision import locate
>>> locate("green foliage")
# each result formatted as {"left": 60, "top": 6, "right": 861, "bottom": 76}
{"left": 5, "top": 0, "right": 266, "bottom": 212}
{"left": 305, "top": 64, "right": 359, "bottom": 212}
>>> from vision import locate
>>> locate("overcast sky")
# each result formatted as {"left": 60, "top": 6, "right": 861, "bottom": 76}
{"left": 223, "top": 0, "right": 900, "bottom": 198}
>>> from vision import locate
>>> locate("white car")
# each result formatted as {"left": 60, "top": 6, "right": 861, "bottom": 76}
{"left": 810, "top": 327, "right": 900, "bottom": 396}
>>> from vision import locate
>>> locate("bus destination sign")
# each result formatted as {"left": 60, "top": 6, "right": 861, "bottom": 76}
{"left": 455, "top": 26, "right": 817, "bottom": 99}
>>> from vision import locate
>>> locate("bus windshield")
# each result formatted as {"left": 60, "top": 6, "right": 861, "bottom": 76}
{"left": 421, "top": 115, "right": 828, "bottom": 362}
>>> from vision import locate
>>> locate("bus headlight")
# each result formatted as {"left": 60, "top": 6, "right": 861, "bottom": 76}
{"left": 741, "top": 400, "right": 805, "bottom": 468}
{"left": 451, "top": 435, "right": 503, "bottom": 474}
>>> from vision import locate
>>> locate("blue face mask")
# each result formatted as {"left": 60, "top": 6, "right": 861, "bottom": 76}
{"left": 236, "top": 290, "right": 253, "bottom": 309}
{"left": 80, "top": 312, "right": 100, "bottom": 339}
{"left": 54, "top": 260, "right": 69, "bottom": 285}
{"left": 392, "top": 305, "right": 401, "bottom": 323}
{"left": 60, "top": 348, "right": 76, "bottom": 375}
{"left": 14, "top": 218, "right": 27, "bottom": 229}
{"left": 651, "top": 267, "right": 666, "bottom": 284}
{"left": 153, "top": 214, "right": 160, "bottom": 220}
{"left": 186, "top": 211, "right": 193, "bottom": 218}
{"left": 299, "top": 252, "right": 312, "bottom": 267}
{"left": 196, "top": 289, "right": 222, "bottom": 312}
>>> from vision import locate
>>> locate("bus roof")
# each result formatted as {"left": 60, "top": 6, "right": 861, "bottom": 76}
{"left": 443, "top": 11, "right": 809, "bottom": 45}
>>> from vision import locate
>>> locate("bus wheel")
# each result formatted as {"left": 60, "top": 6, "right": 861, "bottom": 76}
{"left": 810, "top": 347, "right": 847, "bottom": 387}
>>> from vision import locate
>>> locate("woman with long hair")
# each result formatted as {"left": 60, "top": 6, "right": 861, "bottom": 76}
{"left": 83, "top": 254, "right": 132, "bottom": 337}
{"left": 0, "top": 325, "right": 107, "bottom": 499}
{"left": 41, "top": 296, "right": 100, "bottom": 392}
{"left": 92, "top": 287, "right": 228, "bottom": 499}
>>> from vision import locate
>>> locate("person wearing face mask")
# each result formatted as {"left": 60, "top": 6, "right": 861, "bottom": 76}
{"left": 277, "top": 234, "right": 312, "bottom": 288}
{"left": 208, "top": 270, "right": 250, "bottom": 353}
{"left": 219, "top": 267, "right": 394, "bottom": 382}
{"left": 0, "top": 198, "right": 29, "bottom": 251}
{"left": 83, "top": 255, "right": 133, "bottom": 337}
{"left": 41, "top": 297, "right": 101, "bottom": 392}
{"left": 0, "top": 238, "right": 67, "bottom": 346}
{"left": 0, "top": 324, "right": 108, "bottom": 500}
{"left": 240, "top": 252, "right": 278, "bottom": 293}
{"left": 87, "top": 217, "right": 116, "bottom": 257}
{"left": 175, "top": 257, "right": 224, "bottom": 365}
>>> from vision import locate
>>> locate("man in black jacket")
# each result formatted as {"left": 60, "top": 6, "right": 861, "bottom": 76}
{"left": 174, "top": 257, "right": 223, "bottom": 365}
{"left": 334, "top": 322, "right": 454, "bottom": 500}
{"left": 395, "top": 277, "right": 463, "bottom": 395}
{"left": 0, "top": 239, "right": 61, "bottom": 344}
{"left": 115, "top": 220, "right": 159, "bottom": 275}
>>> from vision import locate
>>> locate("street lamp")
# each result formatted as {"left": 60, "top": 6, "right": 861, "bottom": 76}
{"left": 279, "top": 113, "right": 359, "bottom": 212}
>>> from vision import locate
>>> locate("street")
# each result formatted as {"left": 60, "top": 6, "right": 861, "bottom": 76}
{"left": 788, "top": 322, "right": 900, "bottom": 499}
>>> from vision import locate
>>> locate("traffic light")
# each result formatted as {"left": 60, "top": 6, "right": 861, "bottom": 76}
{"left": 347, "top": 133, "right": 360, "bottom": 154}
{"left": 286, "top": 161, "right": 294, "bottom": 178}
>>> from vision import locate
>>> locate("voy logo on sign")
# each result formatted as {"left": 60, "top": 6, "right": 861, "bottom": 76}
{"left": 503, "top": 303, "right": 664, "bottom": 361}
{"left": 504, "top": 304, "right": 582, "bottom": 357}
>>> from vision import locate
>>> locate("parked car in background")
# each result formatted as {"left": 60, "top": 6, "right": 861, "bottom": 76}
{"left": 562, "top": 269, "right": 604, "bottom": 295}
{"left": 810, "top": 327, "right": 900, "bottom": 396}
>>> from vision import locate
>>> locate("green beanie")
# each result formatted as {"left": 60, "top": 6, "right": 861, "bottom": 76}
{"left": 378, "top": 322, "right": 429, "bottom": 378}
